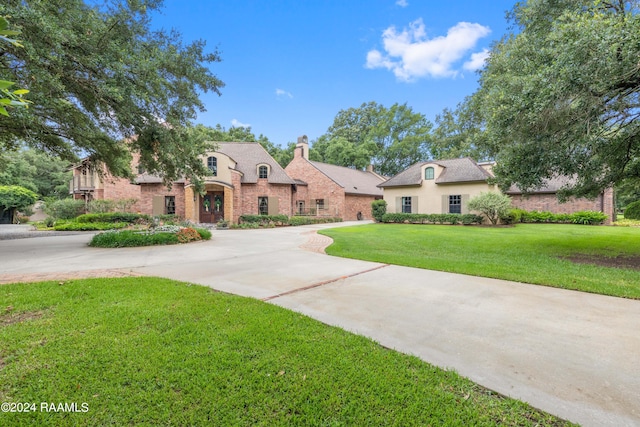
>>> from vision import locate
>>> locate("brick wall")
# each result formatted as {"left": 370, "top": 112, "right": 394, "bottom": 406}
{"left": 510, "top": 190, "right": 615, "bottom": 224}
{"left": 285, "top": 157, "right": 346, "bottom": 218}
{"left": 344, "top": 195, "right": 380, "bottom": 220}
{"left": 238, "top": 180, "right": 293, "bottom": 218}
{"left": 138, "top": 183, "right": 185, "bottom": 217}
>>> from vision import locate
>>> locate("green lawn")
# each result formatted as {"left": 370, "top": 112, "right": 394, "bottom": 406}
{"left": 320, "top": 223, "right": 640, "bottom": 299}
{"left": 0, "top": 278, "right": 572, "bottom": 426}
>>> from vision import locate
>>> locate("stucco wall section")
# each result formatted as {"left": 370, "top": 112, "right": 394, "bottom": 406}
{"left": 285, "top": 156, "right": 346, "bottom": 218}
{"left": 383, "top": 182, "right": 497, "bottom": 214}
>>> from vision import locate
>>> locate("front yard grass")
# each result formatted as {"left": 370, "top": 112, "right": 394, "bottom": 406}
{"left": 0, "top": 277, "right": 572, "bottom": 426}
{"left": 320, "top": 223, "right": 640, "bottom": 299}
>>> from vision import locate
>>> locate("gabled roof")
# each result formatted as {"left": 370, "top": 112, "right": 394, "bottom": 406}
{"left": 216, "top": 142, "right": 296, "bottom": 185}
{"left": 506, "top": 176, "right": 573, "bottom": 194}
{"left": 379, "top": 158, "right": 493, "bottom": 188}
{"left": 309, "top": 161, "right": 386, "bottom": 196}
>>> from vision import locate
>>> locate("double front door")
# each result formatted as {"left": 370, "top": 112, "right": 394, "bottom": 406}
{"left": 200, "top": 191, "right": 224, "bottom": 223}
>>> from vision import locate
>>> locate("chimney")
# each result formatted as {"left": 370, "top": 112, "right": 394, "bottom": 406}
{"left": 366, "top": 164, "right": 374, "bottom": 173}
{"left": 295, "top": 135, "right": 309, "bottom": 160}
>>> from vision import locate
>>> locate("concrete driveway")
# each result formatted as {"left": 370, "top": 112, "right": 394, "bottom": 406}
{"left": 1, "top": 222, "right": 639, "bottom": 427}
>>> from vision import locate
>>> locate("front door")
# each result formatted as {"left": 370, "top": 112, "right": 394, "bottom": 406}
{"left": 200, "top": 192, "right": 224, "bottom": 223}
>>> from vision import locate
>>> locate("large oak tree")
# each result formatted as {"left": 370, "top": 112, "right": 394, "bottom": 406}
{"left": 474, "top": 0, "right": 640, "bottom": 198}
{"left": 0, "top": 0, "right": 224, "bottom": 186}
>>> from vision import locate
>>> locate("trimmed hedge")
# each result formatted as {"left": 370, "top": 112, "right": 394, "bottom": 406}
{"left": 76, "top": 212, "right": 151, "bottom": 224}
{"left": 238, "top": 214, "right": 342, "bottom": 227}
{"left": 371, "top": 200, "right": 387, "bottom": 222}
{"left": 54, "top": 221, "right": 129, "bottom": 231}
{"left": 89, "top": 226, "right": 211, "bottom": 248}
{"left": 500, "top": 209, "right": 607, "bottom": 225}
{"left": 381, "top": 213, "right": 483, "bottom": 225}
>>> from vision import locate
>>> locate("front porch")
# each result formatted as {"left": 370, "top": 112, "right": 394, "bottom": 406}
{"left": 185, "top": 183, "right": 234, "bottom": 224}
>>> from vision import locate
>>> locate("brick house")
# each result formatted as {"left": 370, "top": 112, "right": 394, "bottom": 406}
{"left": 379, "top": 159, "right": 615, "bottom": 223}
{"left": 70, "top": 142, "right": 298, "bottom": 224}
{"left": 285, "top": 136, "right": 387, "bottom": 221}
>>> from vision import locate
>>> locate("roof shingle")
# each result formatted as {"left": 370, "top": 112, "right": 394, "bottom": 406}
{"left": 309, "top": 161, "right": 386, "bottom": 196}
{"left": 379, "top": 158, "right": 493, "bottom": 188}
{"left": 217, "top": 142, "right": 296, "bottom": 185}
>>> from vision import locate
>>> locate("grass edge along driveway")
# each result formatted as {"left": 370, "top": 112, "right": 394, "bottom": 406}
{"left": 0, "top": 277, "right": 574, "bottom": 426}
{"left": 320, "top": 223, "right": 640, "bottom": 299}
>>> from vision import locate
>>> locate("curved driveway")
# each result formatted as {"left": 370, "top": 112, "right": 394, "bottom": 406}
{"left": 1, "top": 222, "right": 639, "bottom": 427}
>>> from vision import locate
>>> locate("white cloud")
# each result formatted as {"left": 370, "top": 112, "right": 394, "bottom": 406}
{"left": 275, "top": 88, "right": 293, "bottom": 99}
{"left": 463, "top": 48, "right": 490, "bottom": 71}
{"left": 231, "top": 119, "right": 251, "bottom": 128}
{"left": 365, "top": 19, "right": 491, "bottom": 81}
{"left": 396, "top": 0, "right": 408, "bottom": 7}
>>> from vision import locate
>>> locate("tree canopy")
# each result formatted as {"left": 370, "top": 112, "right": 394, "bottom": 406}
{"left": 312, "top": 102, "right": 433, "bottom": 176}
{"left": 0, "top": 148, "right": 71, "bottom": 198}
{"left": 470, "top": 0, "right": 640, "bottom": 198}
{"left": 0, "top": 0, "right": 224, "bottom": 185}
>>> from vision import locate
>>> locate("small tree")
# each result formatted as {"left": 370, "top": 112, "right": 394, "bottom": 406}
{"left": 468, "top": 192, "right": 512, "bottom": 225}
{"left": 371, "top": 199, "right": 387, "bottom": 222}
{"left": 0, "top": 185, "right": 37, "bottom": 222}
{"left": 624, "top": 200, "right": 640, "bottom": 220}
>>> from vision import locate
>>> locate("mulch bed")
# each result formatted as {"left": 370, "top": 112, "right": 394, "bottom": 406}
{"left": 563, "top": 254, "right": 640, "bottom": 270}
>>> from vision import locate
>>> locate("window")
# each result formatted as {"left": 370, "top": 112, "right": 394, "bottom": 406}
{"left": 258, "top": 165, "right": 268, "bottom": 179}
{"left": 207, "top": 156, "right": 217, "bottom": 176}
{"left": 402, "top": 197, "right": 412, "bottom": 213}
{"left": 165, "top": 196, "right": 176, "bottom": 215}
{"left": 258, "top": 197, "right": 268, "bottom": 215}
{"left": 424, "top": 167, "right": 434, "bottom": 180}
{"left": 449, "top": 195, "right": 461, "bottom": 214}
{"left": 297, "top": 200, "right": 305, "bottom": 215}
{"left": 315, "top": 199, "right": 325, "bottom": 210}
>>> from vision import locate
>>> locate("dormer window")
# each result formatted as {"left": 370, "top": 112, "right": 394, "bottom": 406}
{"left": 207, "top": 156, "right": 217, "bottom": 176}
{"left": 258, "top": 165, "right": 268, "bottom": 179}
{"left": 424, "top": 167, "right": 434, "bottom": 180}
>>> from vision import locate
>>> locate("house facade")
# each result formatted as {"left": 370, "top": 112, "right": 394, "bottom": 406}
{"left": 379, "top": 158, "right": 497, "bottom": 214}
{"left": 285, "top": 136, "right": 386, "bottom": 221}
{"left": 70, "top": 138, "right": 385, "bottom": 223}
{"left": 379, "top": 159, "right": 615, "bottom": 223}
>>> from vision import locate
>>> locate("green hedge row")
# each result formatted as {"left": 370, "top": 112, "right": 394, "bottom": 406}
{"left": 381, "top": 213, "right": 484, "bottom": 225}
{"left": 238, "top": 214, "right": 343, "bottom": 227}
{"left": 54, "top": 221, "right": 129, "bottom": 231}
{"left": 75, "top": 212, "right": 151, "bottom": 224}
{"left": 501, "top": 209, "right": 607, "bottom": 225}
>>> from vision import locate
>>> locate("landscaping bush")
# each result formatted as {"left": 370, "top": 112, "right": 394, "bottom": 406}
{"left": 624, "top": 200, "right": 640, "bottom": 220}
{"left": 371, "top": 199, "right": 387, "bottom": 222}
{"left": 239, "top": 214, "right": 289, "bottom": 226}
{"left": 54, "top": 221, "right": 128, "bottom": 231}
{"left": 176, "top": 227, "right": 201, "bottom": 243}
{"left": 76, "top": 212, "right": 151, "bottom": 224}
{"left": 501, "top": 209, "right": 607, "bottom": 225}
{"left": 87, "top": 199, "right": 116, "bottom": 213}
{"left": 468, "top": 192, "right": 512, "bottom": 225}
{"left": 570, "top": 211, "right": 607, "bottom": 225}
{"left": 194, "top": 227, "right": 212, "bottom": 240}
{"left": 44, "top": 198, "right": 85, "bottom": 219}
{"left": 89, "top": 230, "right": 179, "bottom": 247}
{"left": 380, "top": 213, "right": 483, "bottom": 225}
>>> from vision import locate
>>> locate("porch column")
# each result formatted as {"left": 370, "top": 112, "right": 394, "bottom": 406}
{"left": 224, "top": 187, "right": 233, "bottom": 223}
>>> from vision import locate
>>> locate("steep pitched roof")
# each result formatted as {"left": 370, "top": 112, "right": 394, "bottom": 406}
{"left": 309, "top": 161, "right": 386, "bottom": 196}
{"left": 217, "top": 142, "right": 296, "bottom": 185}
{"left": 379, "top": 158, "right": 493, "bottom": 188}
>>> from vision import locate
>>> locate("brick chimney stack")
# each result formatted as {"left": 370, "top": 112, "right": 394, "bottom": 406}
{"left": 295, "top": 135, "right": 309, "bottom": 160}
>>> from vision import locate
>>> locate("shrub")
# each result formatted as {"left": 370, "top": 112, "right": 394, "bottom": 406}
{"left": 44, "top": 198, "right": 85, "bottom": 220}
{"left": 176, "top": 227, "right": 201, "bottom": 243}
{"left": 239, "top": 214, "right": 289, "bottom": 226}
{"left": 87, "top": 199, "right": 116, "bottom": 213}
{"left": 624, "top": 200, "right": 640, "bottom": 220}
{"left": 194, "top": 228, "right": 212, "bottom": 240}
{"left": 44, "top": 217, "right": 55, "bottom": 227}
{"left": 76, "top": 212, "right": 151, "bottom": 224}
{"left": 54, "top": 221, "right": 128, "bottom": 231}
{"left": 380, "top": 213, "right": 482, "bottom": 225}
{"left": 570, "top": 211, "right": 607, "bottom": 225}
{"left": 89, "top": 230, "right": 179, "bottom": 248}
{"left": 371, "top": 200, "right": 387, "bottom": 222}
{"left": 468, "top": 192, "right": 512, "bottom": 225}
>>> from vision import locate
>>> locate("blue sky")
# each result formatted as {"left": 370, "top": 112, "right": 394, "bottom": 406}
{"left": 150, "top": 0, "right": 516, "bottom": 147}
